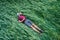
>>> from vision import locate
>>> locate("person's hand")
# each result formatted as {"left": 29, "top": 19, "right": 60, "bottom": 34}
{"left": 18, "top": 18, "right": 25, "bottom": 22}
{"left": 18, "top": 20, "right": 23, "bottom": 22}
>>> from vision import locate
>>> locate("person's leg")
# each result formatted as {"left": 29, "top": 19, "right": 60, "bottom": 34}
{"left": 24, "top": 19, "right": 43, "bottom": 33}
{"left": 24, "top": 19, "right": 40, "bottom": 33}
{"left": 32, "top": 23, "right": 41, "bottom": 30}
{"left": 30, "top": 25, "right": 40, "bottom": 33}
{"left": 32, "top": 23, "right": 43, "bottom": 33}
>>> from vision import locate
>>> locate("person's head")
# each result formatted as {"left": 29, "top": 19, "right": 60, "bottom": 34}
{"left": 17, "top": 12, "right": 23, "bottom": 16}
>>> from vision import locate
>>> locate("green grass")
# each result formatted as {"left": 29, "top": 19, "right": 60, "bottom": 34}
{"left": 0, "top": 0, "right": 60, "bottom": 40}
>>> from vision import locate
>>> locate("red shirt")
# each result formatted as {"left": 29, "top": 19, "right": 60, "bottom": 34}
{"left": 18, "top": 15, "right": 26, "bottom": 22}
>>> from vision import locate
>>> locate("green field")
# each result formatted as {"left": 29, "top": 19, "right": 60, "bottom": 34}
{"left": 0, "top": 0, "right": 60, "bottom": 40}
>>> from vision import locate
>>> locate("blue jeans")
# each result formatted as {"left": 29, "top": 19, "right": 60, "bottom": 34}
{"left": 24, "top": 19, "right": 33, "bottom": 27}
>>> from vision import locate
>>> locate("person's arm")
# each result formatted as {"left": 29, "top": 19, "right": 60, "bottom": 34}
{"left": 18, "top": 20, "right": 23, "bottom": 22}
{"left": 18, "top": 17, "right": 25, "bottom": 22}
